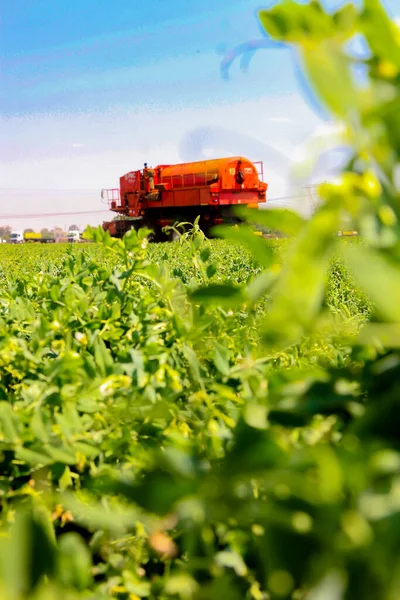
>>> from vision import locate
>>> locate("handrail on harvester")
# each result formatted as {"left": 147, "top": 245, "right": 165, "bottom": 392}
{"left": 101, "top": 188, "right": 121, "bottom": 207}
{"left": 253, "top": 161, "right": 264, "bottom": 182}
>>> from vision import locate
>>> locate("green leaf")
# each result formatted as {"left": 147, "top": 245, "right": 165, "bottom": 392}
{"left": 212, "top": 224, "right": 274, "bottom": 268}
{"left": 0, "top": 402, "right": 21, "bottom": 444}
{"left": 200, "top": 247, "right": 211, "bottom": 262}
{"left": 59, "top": 466, "right": 73, "bottom": 491}
{"left": 30, "top": 411, "right": 49, "bottom": 443}
{"left": 206, "top": 262, "right": 217, "bottom": 279}
{"left": 361, "top": 0, "right": 400, "bottom": 68}
{"left": 93, "top": 335, "right": 114, "bottom": 377}
{"left": 214, "top": 342, "right": 231, "bottom": 376}
{"left": 260, "top": 205, "right": 340, "bottom": 347}
{"left": 260, "top": 1, "right": 358, "bottom": 119}
{"left": 44, "top": 444, "right": 77, "bottom": 465}
{"left": 189, "top": 284, "right": 244, "bottom": 307}
{"left": 246, "top": 271, "right": 276, "bottom": 305}
{"left": 165, "top": 574, "right": 199, "bottom": 598}
{"left": 235, "top": 207, "right": 306, "bottom": 237}
{"left": 259, "top": 1, "right": 333, "bottom": 42}
{"left": 259, "top": 0, "right": 357, "bottom": 43}
{"left": 15, "top": 446, "right": 54, "bottom": 467}
{"left": 125, "top": 579, "right": 152, "bottom": 597}
{"left": 123, "top": 228, "right": 139, "bottom": 250}
{"left": 215, "top": 551, "right": 248, "bottom": 576}
{"left": 62, "top": 494, "right": 141, "bottom": 534}
{"left": 0, "top": 505, "right": 56, "bottom": 598}
{"left": 343, "top": 245, "right": 400, "bottom": 322}
{"left": 57, "top": 533, "right": 93, "bottom": 591}
{"left": 181, "top": 344, "right": 203, "bottom": 383}
{"left": 73, "top": 441, "right": 100, "bottom": 458}
{"left": 301, "top": 41, "right": 358, "bottom": 119}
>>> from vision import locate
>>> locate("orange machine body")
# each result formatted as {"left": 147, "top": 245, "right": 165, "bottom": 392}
{"left": 102, "top": 156, "right": 267, "bottom": 239}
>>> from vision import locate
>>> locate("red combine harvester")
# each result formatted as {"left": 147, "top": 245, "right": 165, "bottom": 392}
{"left": 101, "top": 156, "right": 267, "bottom": 240}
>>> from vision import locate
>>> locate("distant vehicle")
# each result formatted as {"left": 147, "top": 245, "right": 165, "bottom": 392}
{"left": 10, "top": 231, "right": 24, "bottom": 244}
{"left": 67, "top": 230, "right": 82, "bottom": 243}
{"left": 24, "top": 232, "right": 42, "bottom": 242}
{"left": 10, "top": 230, "right": 55, "bottom": 243}
{"left": 337, "top": 230, "right": 358, "bottom": 237}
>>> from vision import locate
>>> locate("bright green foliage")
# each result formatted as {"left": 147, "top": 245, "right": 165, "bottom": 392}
{"left": 1, "top": 1, "right": 400, "bottom": 598}
{"left": 0, "top": 234, "right": 368, "bottom": 600}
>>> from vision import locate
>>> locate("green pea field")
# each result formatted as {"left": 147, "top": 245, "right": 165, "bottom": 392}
{"left": 0, "top": 229, "right": 385, "bottom": 600}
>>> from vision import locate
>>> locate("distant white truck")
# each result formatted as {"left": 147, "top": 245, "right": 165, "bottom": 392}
{"left": 10, "top": 230, "right": 24, "bottom": 244}
{"left": 67, "top": 230, "right": 82, "bottom": 243}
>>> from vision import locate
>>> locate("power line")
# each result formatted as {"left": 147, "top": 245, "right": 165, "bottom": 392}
{"left": 0, "top": 188, "right": 99, "bottom": 193}
{"left": 0, "top": 191, "right": 311, "bottom": 201}
{"left": 0, "top": 209, "right": 110, "bottom": 220}
{"left": 0, "top": 186, "right": 322, "bottom": 221}
{"left": 0, "top": 199, "right": 309, "bottom": 220}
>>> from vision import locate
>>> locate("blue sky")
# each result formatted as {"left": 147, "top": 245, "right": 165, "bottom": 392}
{"left": 1, "top": 0, "right": 399, "bottom": 230}
{"left": 1, "top": 0, "right": 298, "bottom": 124}
{"left": 1, "top": 1, "right": 282, "bottom": 115}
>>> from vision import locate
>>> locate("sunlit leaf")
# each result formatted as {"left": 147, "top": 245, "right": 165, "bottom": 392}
{"left": 235, "top": 207, "right": 306, "bottom": 237}
{"left": 212, "top": 224, "right": 274, "bottom": 268}
{"left": 344, "top": 245, "right": 400, "bottom": 322}
{"left": 189, "top": 284, "right": 244, "bottom": 307}
{"left": 361, "top": 0, "right": 400, "bottom": 68}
